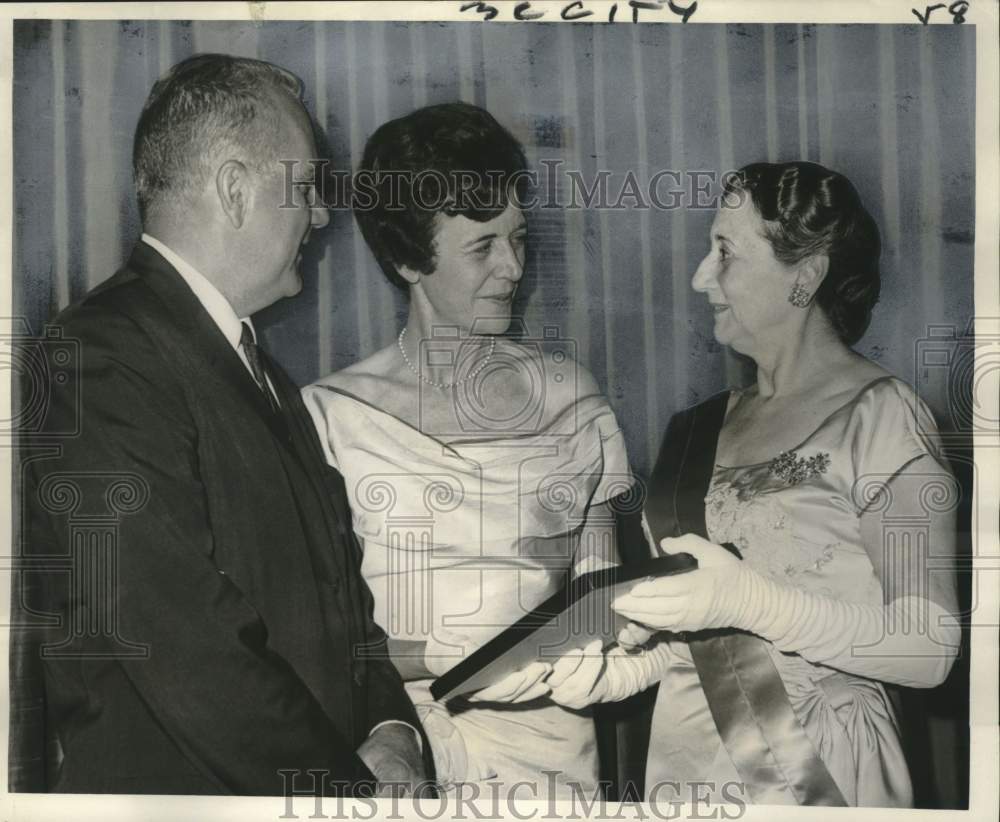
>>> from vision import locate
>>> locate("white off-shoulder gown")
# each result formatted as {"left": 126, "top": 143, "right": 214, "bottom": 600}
{"left": 303, "top": 382, "right": 632, "bottom": 797}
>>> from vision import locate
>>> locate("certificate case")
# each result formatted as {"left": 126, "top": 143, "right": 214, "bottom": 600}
{"left": 430, "top": 553, "right": 697, "bottom": 702}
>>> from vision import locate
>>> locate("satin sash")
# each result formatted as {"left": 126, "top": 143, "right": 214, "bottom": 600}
{"left": 644, "top": 393, "right": 847, "bottom": 806}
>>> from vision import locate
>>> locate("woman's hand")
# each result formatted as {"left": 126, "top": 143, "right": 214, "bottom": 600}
{"left": 546, "top": 639, "right": 609, "bottom": 710}
{"left": 468, "top": 661, "right": 553, "bottom": 704}
{"left": 548, "top": 637, "right": 675, "bottom": 708}
{"left": 612, "top": 534, "right": 742, "bottom": 633}
{"left": 426, "top": 625, "right": 552, "bottom": 703}
{"left": 616, "top": 621, "right": 655, "bottom": 650}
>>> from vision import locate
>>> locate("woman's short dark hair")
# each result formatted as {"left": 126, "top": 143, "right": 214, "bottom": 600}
{"left": 725, "top": 161, "right": 882, "bottom": 345}
{"left": 353, "top": 103, "right": 528, "bottom": 290}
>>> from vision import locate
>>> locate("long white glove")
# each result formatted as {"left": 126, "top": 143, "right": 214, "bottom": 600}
{"left": 613, "top": 535, "right": 960, "bottom": 689}
{"left": 548, "top": 638, "right": 674, "bottom": 709}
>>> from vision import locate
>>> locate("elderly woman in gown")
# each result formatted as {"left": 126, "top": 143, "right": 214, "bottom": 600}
{"left": 303, "top": 103, "right": 631, "bottom": 797}
{"left": 545, "top": 162, "right": 960, "bottom": 807}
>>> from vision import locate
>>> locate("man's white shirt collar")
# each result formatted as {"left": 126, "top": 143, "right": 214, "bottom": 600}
{"left": 141, "top": 233, "right": 257, "bottom": 349}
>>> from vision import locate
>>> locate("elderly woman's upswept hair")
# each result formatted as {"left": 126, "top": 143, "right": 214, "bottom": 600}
{"left": 133, "top": 53, "right": 303, "bottom": 222}
{"left": 725, "top": 161, "right": 882, "bottom": 345}
{"left": 353, "top": 102, "right": 529, "bottom": 290}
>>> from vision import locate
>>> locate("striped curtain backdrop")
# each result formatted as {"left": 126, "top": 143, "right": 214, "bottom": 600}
{"left": 10, "top": 20, "right": 974, "bottom": 804}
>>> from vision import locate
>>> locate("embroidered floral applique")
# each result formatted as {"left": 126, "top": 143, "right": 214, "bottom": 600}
{"left": 705, "top": 478, "right": 841, "bottom": 582}
{"left": 768, "top": 450, "right": 831, "bottom": 485}
{"left": 784, "top": 543, "right": 837, "bottom": 577}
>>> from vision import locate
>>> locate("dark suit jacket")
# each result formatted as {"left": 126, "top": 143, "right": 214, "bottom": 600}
{"left": 22, "top": 242, "right": 424, "bottom": 795}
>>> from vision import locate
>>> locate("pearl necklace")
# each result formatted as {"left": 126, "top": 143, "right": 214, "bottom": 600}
{"left": 397, "top": 327, "right": 496, "bottom": 389}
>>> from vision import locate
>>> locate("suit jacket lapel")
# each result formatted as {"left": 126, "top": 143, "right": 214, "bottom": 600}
{"left": 126, "top": 242, "right": 290, "bottom": 442}
{"left": 266, "top": 360, "right": 354, "bottom": 531}
{"left": 127, "top": 241, "right": 352, "bottom": 556}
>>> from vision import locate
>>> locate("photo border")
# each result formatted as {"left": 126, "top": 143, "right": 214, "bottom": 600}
{"left": 1, "top": 3, "right": 996, "bottom": 821}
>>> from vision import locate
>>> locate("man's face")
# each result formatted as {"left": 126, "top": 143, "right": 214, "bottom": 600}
{"left": 243, "top": 95, "right": 329, "bottom": 312}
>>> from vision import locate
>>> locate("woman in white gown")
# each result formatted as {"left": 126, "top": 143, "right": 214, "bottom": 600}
{"left": 545, "top": 162, "right": 961, "bottom": 807}
{"left": 303, "top": 103, "right": 631, "bottom": 797}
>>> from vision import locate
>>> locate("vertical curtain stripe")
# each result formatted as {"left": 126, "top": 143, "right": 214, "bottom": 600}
{"left": 879, "top": 27, "right": 907, "bottom": 349}
{"left": 371, "top": 25, "right": 394, "bottom": 347}
{"left": 715, "top": 27, "right": 742, "bottom": 388}
{"left": 816, "top": 26, "right": 835, "bottom": 166}
{"left": 193, "top": 22, "right": 258, "bottom": 57}
{"left": 245, "top": 21, "right": 260, "bottom": 58}
{"left": 157, "top": 19, "right": 173, "bottom": 74}
{"left": 409, "top": 24, "right": 428, "bottom": 109}
{"left": 797, "top": 25, "right": 809, "bottom": 160}
{"left": 917, "top": 31, "right": 944, "bottom": 316}
{"left": 877, "top": 26, "right": 902, "bottom": 336}
{"left": 314, "top": 26, "right": 333, "bottom": 377}
{"left": 630, "top": 27, "right": 659, "bottom": 461}
{"left": 559, "top": 24, "right": 589, "bottom": 359}
{"left": 763, "top": 24, "right": 779, "bottom": 163}
{"left": 669, "top": 25, "right": 689, "bottom": 407}
{"left": 965, "top": 34, "right": 976, "bottom": 162}
{"left": 52, "top": 21, "right": 69, "bottom": 311}
{"left": 344, "top": 29, "right": 374, "bottom": 354}
{"left": 191, "top": 21, "right": 205, "bottom": 54}
{"left": 81, "top": 24, "right": 118, "bottom": 290}
{"left": 456, "top": 24, "right": 475, "bottom": 103}
{"left": 714, "top": 27, "right": 735, "bottom": 173}
{"left": 592, "top": 25, "right": 615, "bottom": 393}
{"left": 191, "top": 22, "right": 220, "bottom": 55}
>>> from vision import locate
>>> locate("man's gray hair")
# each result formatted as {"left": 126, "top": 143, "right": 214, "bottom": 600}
{"left": 132, "top": 53, "right": 304, "bottom": 221}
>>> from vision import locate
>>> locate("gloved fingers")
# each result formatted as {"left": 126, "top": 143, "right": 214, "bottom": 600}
{"left": 470, "top": 661, "right": 552, "bottom": 703}
{"left": 617, "top": 621, "right": 655, "bottom": 649}
{"left": 612, "top": 600, "right": 687, "bottom": 630}
{"left": 548, "top": 647, "right": 586, "bottom": 689}
{"left": 549, "top": 649, "right": 605, "bottom": 709}
{"left": 659, "top": 535, "right": 738, "bottom": 569}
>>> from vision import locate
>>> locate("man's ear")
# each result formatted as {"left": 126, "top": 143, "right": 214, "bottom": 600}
{"left": 396, "top": 264, "right": 422, "bottom": 286}
{"left": 216, "top": 160, "right": 251, "bottom": 229}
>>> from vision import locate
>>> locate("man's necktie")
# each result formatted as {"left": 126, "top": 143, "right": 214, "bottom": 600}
{"left": 240, "top": 322, "right": 280, "bottom": 414}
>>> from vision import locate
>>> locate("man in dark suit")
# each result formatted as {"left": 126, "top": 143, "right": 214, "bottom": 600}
{"left": 22, "top": 54, "right": 427, "bottom": 796}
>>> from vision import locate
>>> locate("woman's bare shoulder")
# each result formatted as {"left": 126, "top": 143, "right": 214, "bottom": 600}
{"left": 831, "top": 357, "right": 897, "bottom": 402}
{"left": 310, "top": 344, "right": 406, "bottom": 405}
{"left": 497, "top": 339, "right": 608, "bottom": 429}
